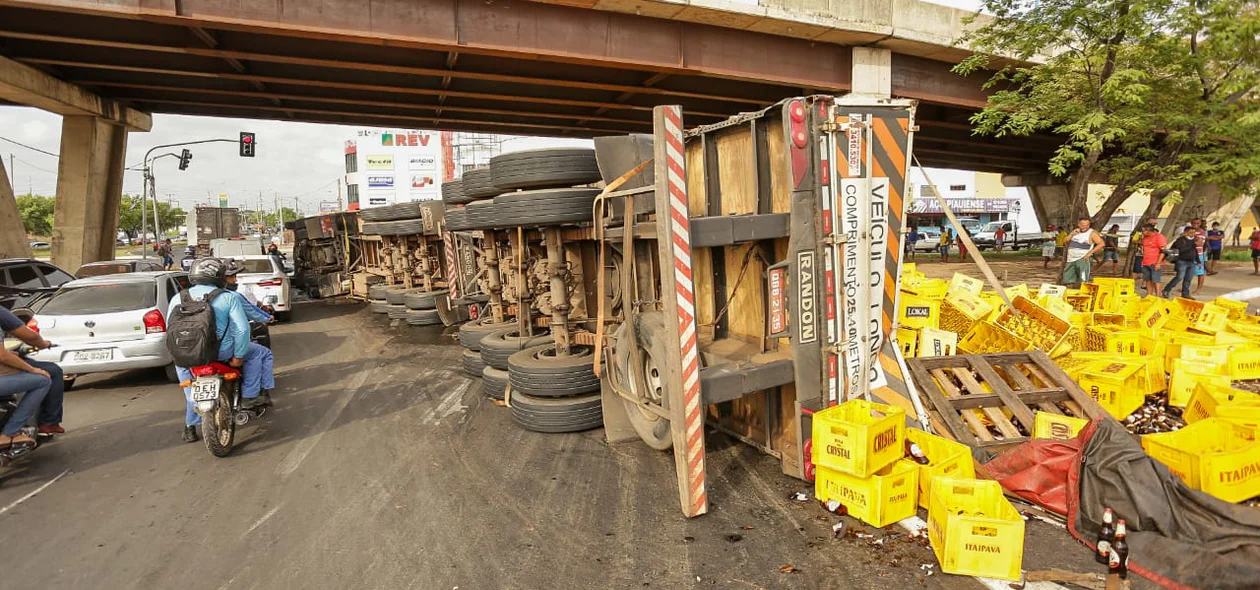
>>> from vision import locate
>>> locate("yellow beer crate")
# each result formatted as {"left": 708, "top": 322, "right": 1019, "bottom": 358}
{"left": 901, "top": 262, "right": 922, "bottom": 278}
{"left": 897, "top": 326, "right": 919, "bottom": 358}
{"left": 1038, "top": 295, "right": 1075, "bottom": 321}
{"left": 1141, "top": 418, "right": 1260, "bottom": 503}
{"left": 1091, "top": 312, "right": 1127, "bottom": 327}
{"left": 1168, "top": 359, "right": 1232, "bottom": 407}
{"left": 1033, "top": 412, "right": 1090, "bottom": 441}
{"left": 1181, "top": 344, "right": 1230, "bottom": 368}
{"left": 1183, "top": 384, "right": 1260, "bottom": 426}
{"left": 940, "top": 291, "right": 994, "bottom": 336}
{"left": 1083, "top": 324, "right": 1140, "bottom": 355}
{"left": 814, "top": 460, "right": 919, "bottom": 528}
{"left": 1162, "top": 330, "right": 1217, "bottom": 367}
{"left": 1084, "top": 281, "right": 1115, "bottom": 312}
{"left": 1037, "top": 283, "right": 1066, "bottom": 299}
{"left": 1227, "top": 320, "right": 1260, "bottom": 343}
{"left": 1213, "top": 297, "right": 1249, "bottom": 320}
{"left": 904, "top": 278, "right": 949, "bottom": 299}
{"left": 948, "top": 272, "right": 984, "bottom": 297}
{"left": 1228, "top": 347, "right": 1260, "bottom": 380}
{"left": 928, "top": 478, "right": 1025, "bottom": 581}
{"left": 994, "top": 296, "right": 1072, "bottom": 356}
{"left": 812, "top": 399, "right": 906, "bottom": 478}
{"left": 1216, "top": 331, "right": 1254, "bottom": 347}
{"left": 1004, "top": 284, "right": 1031, "bottom": 301}
{"left": 917, "top": 327, "right": 958, "bottom": 358}
{"left": 906, "top": 429, "right": 975, "bottom": 509}
{"left": 1078, "top": 361, "right": 1148, "bottom": 420}
{"left": 1137, "top": 335, "right": 1169, "bottom": 393}
{"left": 958, "top": 321, "right": 1032, "bottom": 355}
{"left": 1065, "top": 291, "right": 1094, "bottom": 313}
{"left": 1191, "top": 303, "right": 1230, "bottom": 334}
{"left": 979, "top": 292, "right": 1008, "bottom": 322}
{"left": 898, "top": 293, "right": 941, "bottom": 330}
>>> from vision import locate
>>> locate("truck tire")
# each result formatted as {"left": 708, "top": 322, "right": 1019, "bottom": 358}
{"left": 463, "top": 201, "right": 499, "bottom": 229}
{"left": 462, "top": 349, "right": 486, "bottom": 377}
{"left": 507, "top": 343, "right": 600, "bottom": 398}
{"left": 361, "top": 221, "right": 387, "bottom": 235}
{"left": 617, "top": 312, "right": 673, "bottom": 450}
{"left": 405, "top": 308, "right": 442, "bottom": 325}
{"left": 482, "top": 366, "right": 509, "bottom": 401}
{"left": 369, "top": 300, "right": 391, "bottom": 314}
{"left": 445, "top": 208, "right": 469, "bottom": 231}
{"left": 510, "top": 391, "right": 603, "bottom": 433}
{"left": 367, "top": 284, "right": 390, "bottom": 300}
{"left": 459, "top": 316, "right": 514, "bottom": 351}
{"left": 378, "top": 202, "right": 424, "bottom": 221}
{"left": 391, "top": 219, "right": 425, "bottom": 235}
{"left": 461, "top": 169, "right": 499, "bottom": 199}
{"left": 384, "top": 287, "right": 409, "bottom": 305}
{"left": 387, "top": 303, "right": 409, "bottom": 319}
{"left": 403, "top": 289, "right": 446, "bottom": 310}
{"left": 479, "top": 327, "right": 552, "bottom": 371}
{"left": 490, "top": 148, "right": 601, "bottom": 191}
{"left": 490, "top": 188, "right": 600, "bottom": 227}
{"left": 442, "top": 180, "right": 473, "bottom": 205}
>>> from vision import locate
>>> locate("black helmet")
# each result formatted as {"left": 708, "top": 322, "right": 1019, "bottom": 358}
{"left": 189, "top": 257, "right": 228, "bottom": 287}
{"left": 183, "top": 246, "right": 196, "bottom": 255}
{"left": 224, "top": 259, "right": 242, "bottom": 277}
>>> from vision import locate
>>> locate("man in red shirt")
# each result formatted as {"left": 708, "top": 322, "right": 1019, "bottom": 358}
{"left": 1250, "top": 227, "right": 1260, "bottom": 275}
{"left": 1140, "top": 224, "right": 1168, "bottom": 295}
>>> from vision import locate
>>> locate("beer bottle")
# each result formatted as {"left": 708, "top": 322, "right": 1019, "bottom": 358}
{"left": 1109, "top": 520, "right": 1129, "bottom": 580}
{"left": 1095, "top": 508, "right": 1115, "bottom": 565}
{"left": 905, "top": 440, "right": 930, "bottom": 465}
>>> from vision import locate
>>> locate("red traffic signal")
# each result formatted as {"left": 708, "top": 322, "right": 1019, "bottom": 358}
{"left": 239, "top": 132, "right": 256, "bottom": 157}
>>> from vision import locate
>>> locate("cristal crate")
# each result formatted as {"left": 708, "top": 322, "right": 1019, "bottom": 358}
{"left": 811, "top": 399, "right": 905, "bottom": 478}
{"left": 1141, "top": 418, "right": 1260, "bottom": 503}
{"left": 906, "top": 429, "right": 975, "bottom": 509}
{"left": 1137, "top": 299, "right": 1177, "bottom": 333}
{"left": 916, "top": 327, "right": 958, "bottom": 358}
{"left": 928, "top": 477, "right": 1025, "bottom": 581}
{"left": 1033, "top": 412, "right": 1089, "bottom": 441}
{"left": 814, "top": 459, "right": 918, "bottom": 528}
{"left": 1077, "top": 360, "right": 1147, "bottom": 420}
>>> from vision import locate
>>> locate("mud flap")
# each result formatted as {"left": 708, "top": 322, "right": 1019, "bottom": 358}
{"left": 435, "top": 292, "right": 468, "bottom": 326}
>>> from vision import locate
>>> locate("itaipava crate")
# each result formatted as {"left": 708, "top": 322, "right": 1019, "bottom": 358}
{"left": 928, "top": 478, "right": 1025, "bottom": 581}
{"left": 1183, "top": 384, "right": 1260, "bottom": 427}
{"left": 814, "top": 460, "right": 919, "bottom": 528}
{"left": 1168, "top": 359, "right": 1232, "bottom": 407}
{"left": 906, "top": 429, "right": 975, "bottom": 509}
{"left": 1213, "top": 297, "right": 1249, "bottom": 320}
{"left": 1033, "top": 412, "right": 1090, "bottom": 441}
{"left": 1078, "top": 361, "right": 1147, "bottom": 420}
{"left": 1141, "top": 418, "right": 1260, "bottom": 503}
{"left": 1228, "top": 347, "right": 1260, "bottom": 380}
{"left": 811, "top": 399, "right": 906, "bottom": 478}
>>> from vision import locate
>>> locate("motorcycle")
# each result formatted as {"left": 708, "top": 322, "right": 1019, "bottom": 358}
{"left": 0, "top": 343, "right": 55, "bottom": 466}
{"left": 184, "top": 362, "right": 268, "bottom": 457}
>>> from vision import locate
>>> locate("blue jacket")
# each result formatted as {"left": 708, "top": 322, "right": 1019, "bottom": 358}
{"left": 229, "top": 290, "right": 272, "bottom": 324}
{"left": 167, "top": 284, "right": 250, "bottom": 360}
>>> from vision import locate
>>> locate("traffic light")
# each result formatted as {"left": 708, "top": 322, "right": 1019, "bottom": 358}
{"left": 177, "top": 148, "right": 192, "bottom": 171}
{"left": 239, "top": 132, "right": 256, "bottom": 157}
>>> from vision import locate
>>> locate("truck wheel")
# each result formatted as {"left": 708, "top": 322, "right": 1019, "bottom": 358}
{"left": 461, "top": 169, "right": 500, "bottom": 200}
{"left": 489, "top": 188, "right": 601, "bottom": 227}
{"left": 372, "top": 202, "right": 423, "bottom": 222}
{"left": 369, "top": 300, "right": 391, "bottom": 314}
{"left": 617, "top": 312, "right": 674, "bottom": 450}
{"left": 489, "top": 148, "right": 602, "bottom": 191}
{"left": 405, "top": 308, "right": 442, "bottom": 326}
{"left": 403, "top": 289, "right": 446, "bottom": 310}
{"left": 442, "top": 180, "right": 474, "bottom": 205}
{"left": 510, "top": 391, "right": 603, "bottom": 433}
{"left": 463, "top": 201, "right": 499, "bottom": 229}
{"left": 480, "top": 327, "right": 552, "bottom": 371}
{"left": 444, "top": 208, "right": 469, "bottom": 231}
{"left": 462, "top": 349, "right": 486, "bottom": 377}
{"left": 459, "top": 316, "right": 514, "bottom": 351}
{"left": 482, "top": 366, "right": 509, "bottom": 401}
{"left": 392, "top": 219, "right": 425, "bottom": 235}
{"left": 367, "top": 284, "right": 389, "bottom": 300}
{"left": 361, "top": 221, "right": 386, "bottom": 235}
{"left": 507, "top": 343, "right": 600, "bottom": 398}
{"left": 387, "top": 304, "right": 409, "bottom": 320}
{"left": 384, "top": 287, "right": 409, "bottom": 305}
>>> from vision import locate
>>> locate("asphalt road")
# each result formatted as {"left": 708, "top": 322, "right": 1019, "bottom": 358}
{"left": 0, "top": 301, "right": 1094, "bottom": 589}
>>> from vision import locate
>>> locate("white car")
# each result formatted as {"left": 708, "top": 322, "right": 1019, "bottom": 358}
{"left": 27, "top": 271, "right": 192, "bottom": 388}
{"left": 232, "top": 255, "right": 292, "bottom": 321}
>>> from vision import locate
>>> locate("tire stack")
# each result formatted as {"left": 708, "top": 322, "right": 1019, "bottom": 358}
{"left": 457, "top": 148, "right": 604, "bottom": 232}
{"left": 442, "top": 169, "right": 500, "bottom": 232}
{"left": 507, "top": 343, "right": 603, "bottom": 433}
{"left": 478, "top": 327, "right": 552, "bottom": 401}
{"left": 384, "top": 286, "right": 409, "bottom": 319}
{"left": 367, "top": 284, "right": 390, "bottom": 314}
{"left": 402, "top": 288, "right": 444, "bottom": 326}
{"left": 457, "top": 316, "right": 515, "bottom": 397}
{"left": 359, "top": 202, "right": 425, "bottom": 236}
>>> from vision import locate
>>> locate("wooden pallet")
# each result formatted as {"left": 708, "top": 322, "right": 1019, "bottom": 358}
{"left": 906, "top": 351, "right": 1111, "bottom": 452}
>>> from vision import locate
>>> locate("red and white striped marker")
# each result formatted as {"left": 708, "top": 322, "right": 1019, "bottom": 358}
{"left": 660, "top": 106, "right": 707, "bottom": 517}
{"left": 443, "top": 231, "right": 458, "bottom": 299}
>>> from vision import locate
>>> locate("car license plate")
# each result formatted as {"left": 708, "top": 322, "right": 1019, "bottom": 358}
{"left": 191, "top": 378, "right": 221, "bottom": 402}
{"left": 72, "top": 349, "right": 113, "bottom": 362}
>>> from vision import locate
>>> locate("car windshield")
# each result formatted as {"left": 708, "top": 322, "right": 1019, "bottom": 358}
{"left": 981, "top": 222, "right": 1007, "bottom": 232}
{"left": 235, "top": 259, "right": 275, "bottom": 274}
{"left": 41, "top": 282, "right": 157, "bottom": 315}
{"left": 75, "top": 263, "right": 131, "bottom": 277}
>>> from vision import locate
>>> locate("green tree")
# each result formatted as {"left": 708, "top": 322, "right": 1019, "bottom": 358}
{"left": 955, "top": 0, "right": 1260, "bottom": 227}
{"left": 118, "top": 194, "right": 187, "bottom": 238}
{"left": 262, "top": 207, "right": 298, "bottom": 228}
{"left": 15, "top": 194, "right": 55, "bottom": 236}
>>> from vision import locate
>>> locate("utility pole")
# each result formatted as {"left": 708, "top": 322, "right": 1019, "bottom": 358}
{"left": 337, "top": 178, "right": 343, "bottom": 212}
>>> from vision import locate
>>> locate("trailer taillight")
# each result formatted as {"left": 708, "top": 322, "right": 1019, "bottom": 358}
{"left": 787, "top": 99, "right": 809, "bottom": 188}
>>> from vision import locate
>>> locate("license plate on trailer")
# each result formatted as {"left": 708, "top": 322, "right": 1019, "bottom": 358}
{"left": 191, "top": 378, "right": 221, "bottom": 402}
{"left": 72, "top": 349, "right": 113, "bottom": 362}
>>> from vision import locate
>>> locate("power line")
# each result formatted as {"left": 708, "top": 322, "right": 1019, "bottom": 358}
{"left": 0, "top": 136, "right": 59, "bottom": 158}
{"left": 13, "top": 156, "right": 58, "bottom": 175}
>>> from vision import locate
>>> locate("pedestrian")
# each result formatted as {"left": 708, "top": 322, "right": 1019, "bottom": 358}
{"left": 1063, "top": 217, "right": 1105, "bottom": 288}
{"left": 1164, "top": 225, "right": 1200, "bottom": 299}
{"left": 1100, "top": 224, "right": 1121, "bottom": 275}
{"left": 995, "top": 224, "right": 1006, "bottom": 253}
{"left": 1191, "top": 219, "right": 1207, "bottom": 294}
{"left": 1234, "top": 224, "right": 1244, "bottom": 247}
{"left": 1130, "top": 223, "right": 1146, "bottom": 282}
{"left": 939, "top": 225, "right": 951, "bottom": 263}
{"left": 1140, "top": 223, "right": 1167, "bottom": 295}
{"left": 1250, "top": 227, "right": 1260, "bottom": 275}
{"left": 1206, "top": 222, "right": 1225, "bottom": 275}
{"left": 957, "top": 228, "right": 969, "bottom": 260}
{"left": 1055, "top": 226, "right": 1069, "bottom": 257}
{"left": 1042, "top": 225, "right": 1057, "bottom": 269}
{"left": 906, "top": 226, "right": 920, "bottom": 260}
{"left": 158, "top": 238, "right": 174, "bottom": 270}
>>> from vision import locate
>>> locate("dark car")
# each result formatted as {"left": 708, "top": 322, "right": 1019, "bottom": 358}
{"left": 74, "top": 259, "right": 167, "bottom": 278}
{"left": 0, "top": 258, "right": 76, "bottom": 312}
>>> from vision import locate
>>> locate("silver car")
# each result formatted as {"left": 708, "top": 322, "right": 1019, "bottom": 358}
{"left": 27, "top": 271, "right": 192, "bottom": 388}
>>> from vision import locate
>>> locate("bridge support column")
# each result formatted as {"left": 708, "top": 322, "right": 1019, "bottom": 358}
{"left": 51, "top": 116, "right": 129, "bottom": 270}
{"left": 851, "top": 47, "right": 892, "bottom": 98}
{"left": 0, "top": 155, "right": 32, "bottom": 259}
{"left": 1004, "top": 173, "right": 1071, "bottom": 231}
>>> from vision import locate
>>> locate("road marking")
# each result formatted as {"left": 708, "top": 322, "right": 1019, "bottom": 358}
{"left": 421, "top": 379, "right": 472, "bottom": 425}
{"left": 243, "top": 505, "right": 282, "bottom": 537}
{"left": 1220, "top": 286, "right": 1260, "bottom": 301}
{"left": 0, "top": 469, "right": 69, "bottom": 517}
{"left": 896, "top": 516, "right": 1066, "bottom": 590}
{"left": 276, "top": 362, "right": 382, "bottom": 478}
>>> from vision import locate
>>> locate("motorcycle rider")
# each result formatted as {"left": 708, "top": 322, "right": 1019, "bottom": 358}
{"left": 179, "top": 246, "right": 197, "bottom": 271}
{"left": 172, "top": 258, "right": 274, "bottom": 443}
{"left": 224, "top": 260, "right": 274, "bottom": 323}
{"left": 0, "top": 307, "right": 64, "bottom": 448}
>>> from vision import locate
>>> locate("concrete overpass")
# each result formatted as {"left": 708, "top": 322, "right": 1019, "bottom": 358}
{"left": 0, "top": 0, "right": 1066, "bottom": 268}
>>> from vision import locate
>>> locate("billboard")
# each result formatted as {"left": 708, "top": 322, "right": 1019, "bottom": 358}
{"left": 407, "top": 155, "right": 437, "bottom": 170}
{"left": 366, "top": 155, "right": 393, "bottom": 170}
{"left": 349, "top": 129, "right": 447, "bottom": 208}
{"left": 367, "top": 176, "right": 394, "bottom": 188}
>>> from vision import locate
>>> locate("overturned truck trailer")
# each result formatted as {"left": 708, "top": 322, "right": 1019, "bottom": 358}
{"left": 596, "top": 97, "right": 919, "bottom": 517}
